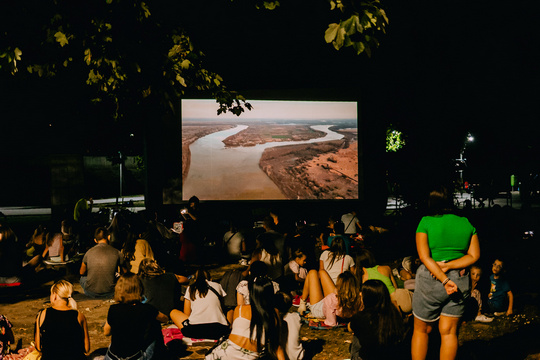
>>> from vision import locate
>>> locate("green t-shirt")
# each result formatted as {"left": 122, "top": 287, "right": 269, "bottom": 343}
{"left": 416, "top": 214, "right": 476, "bottom": 262}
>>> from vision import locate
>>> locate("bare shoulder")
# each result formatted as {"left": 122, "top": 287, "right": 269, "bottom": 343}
{"left": 378, "top": 265, "right": 392, "bottom": 276}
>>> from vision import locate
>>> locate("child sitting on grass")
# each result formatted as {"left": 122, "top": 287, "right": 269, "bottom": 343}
{"left": 487, "top": 258, "right": 513, "bottom": 316}
{"left": 470, "top": 264, "right": 493, "bottom": 322}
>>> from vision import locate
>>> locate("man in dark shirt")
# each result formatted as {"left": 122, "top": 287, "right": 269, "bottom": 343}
{"left": 79, "top": 227, "right": 121, "bottom": 298}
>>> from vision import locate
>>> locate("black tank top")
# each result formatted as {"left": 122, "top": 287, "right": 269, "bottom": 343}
{"left": 40, "top": 308, "right": 86, "bottom": 360}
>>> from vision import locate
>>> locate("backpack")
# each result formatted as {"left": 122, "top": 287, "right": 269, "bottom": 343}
{"left": 219, "top": 269, "right": 245, "bottom": 308}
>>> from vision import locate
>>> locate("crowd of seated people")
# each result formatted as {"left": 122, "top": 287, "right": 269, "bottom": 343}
{"left": 1, "top": 202, "right": 498, "bottom": 360}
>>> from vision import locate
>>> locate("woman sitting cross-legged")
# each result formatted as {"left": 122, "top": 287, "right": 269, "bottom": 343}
{"left": 206, "top": 276, "right": 286, "bottom": 360}
{"left": 137, "top": 257, "right": 188, "bottom": 321}
{"left": 34, "top": 280, "right": 90, "bottom": 360}
{"left": 104, "top": 273, "right": 168, "bottom": 360}
{"left": 170, "top": 269, "right": 230, "bottom": 340}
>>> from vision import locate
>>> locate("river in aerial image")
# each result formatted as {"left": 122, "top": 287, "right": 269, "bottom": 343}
{"left": 182, "top": 124, "right": 344, "bottom": 200}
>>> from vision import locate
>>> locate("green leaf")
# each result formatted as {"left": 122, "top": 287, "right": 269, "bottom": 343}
{"left": 180, "top": 59, "right": 191, "bottom": 69}
{"left": 379, "top": 9, "right": 389, "bottom": 24}
{"left": 263, "top": 1, "right": 279, "bottom": 10}
{"left": 84, "top": 49, "right": 92, "bottom": 65}
{"left": 353, "top": 41, "right": 365, "bottom": 55}
{"left": 14, "top": 48, "right": 22, "bottom": 61}
{"left": 54, "top": 31, "right": 69, "bottom": 47}
{"left": 325, "top": 23, "right": 340, "bottom": 43}
{"left": 141, "top": 2, "right": 151, "bottom": 18}
{"left": 176, "top": 74, "right": 186, "bottom": 87}
{"left": 341, "top": 17, "right": 355, "bottom": 36}
{"left": 333, "top": 27, "right": 346, "bottom": 50}
{"left": 354, "top": 16, "right": 363, "bottom": 33}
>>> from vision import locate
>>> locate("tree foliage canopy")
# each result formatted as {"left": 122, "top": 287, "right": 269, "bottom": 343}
{"left": 1, "top": 0, "right": 387, "bottom": 125}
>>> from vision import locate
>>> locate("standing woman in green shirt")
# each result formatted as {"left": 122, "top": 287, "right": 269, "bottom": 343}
{"left": 411, "top": 186, "right": 480, "bottom": 360}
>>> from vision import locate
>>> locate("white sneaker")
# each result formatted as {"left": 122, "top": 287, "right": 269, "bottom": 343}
{"left": 475, "top": 314, "right": 494, "bottom": 323}
{"left": 298, "top": 299, "right": 307, "bottom": 315}
{"left": 494, "top": 312, "right": 506, "bottom": 317}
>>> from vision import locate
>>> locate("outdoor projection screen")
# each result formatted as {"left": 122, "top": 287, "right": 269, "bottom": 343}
{"left": 181, "top": 99, "right": 359, "bottom": 201}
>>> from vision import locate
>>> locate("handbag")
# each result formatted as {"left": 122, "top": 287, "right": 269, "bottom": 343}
{"left": 162, "top": 327, "right": 183, "bottom": 346}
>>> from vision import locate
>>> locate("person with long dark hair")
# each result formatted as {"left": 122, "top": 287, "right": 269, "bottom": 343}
{"left": 170, "top": 269, "right": 230, "bottom": 340}
{"left": 348, "top": 280, "right": 406, "bottom": 360}
{"left": 320, "top": 236, "right": 355, "bottom": 285}
{"left": 411, "top": 186, "right": 480, "bottom": 360}
{"left": 206, "top": 276, "right": 285, "bottom": 360}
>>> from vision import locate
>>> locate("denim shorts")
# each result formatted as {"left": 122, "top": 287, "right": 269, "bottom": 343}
{"left": 412, "top": 264, "right": 470, "bottom": 322}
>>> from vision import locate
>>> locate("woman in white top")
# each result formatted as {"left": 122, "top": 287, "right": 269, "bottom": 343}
{"left": 170, "top": 269, "right": 229, "bottom": 340}
{"left": 206, "top": 276, "right": 286, "bottom": 360}
{"left": 320, "top": 236, "right": 355, "bottom": 285}
{"left": 236, "top": 261, "right": 280, "bottom": 305}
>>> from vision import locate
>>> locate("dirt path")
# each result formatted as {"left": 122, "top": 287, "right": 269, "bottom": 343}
{"left": 2, "top": 271, "right": 540, "bottom": 360}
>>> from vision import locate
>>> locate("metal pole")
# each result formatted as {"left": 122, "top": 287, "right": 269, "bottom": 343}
{"left": 119, "top": 151, "right": 123, "bottom": 205}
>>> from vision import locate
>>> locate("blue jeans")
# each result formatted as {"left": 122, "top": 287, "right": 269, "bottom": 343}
{"left": 104, "top": 342, "right": 155, "bottom": 360}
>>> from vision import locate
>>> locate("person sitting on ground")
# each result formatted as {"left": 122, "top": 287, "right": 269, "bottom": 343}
{"left": 107, "top": 211, "right": 129, "bottom": 251}
{"left": 250, "top": 233, "right": 284, "bottom": 282}
{"left": 79, "top": 227, "right": 122, "bottom": 298}
{"left": 138, "top": 258, "right": 189, "bottom": 321}
{"left": 0, "top": 225, "right": 23, "bottom": 285}
{"left": 0, "top": 314, "right": 15, "bottom": 358}
{"left": 257, "top": 215, "right": 286, "bottom": 258}
{"left": 206, "top": 276, "right": 286, "bottom": 360}
{"left": 465, "top": 264, "right": 493, "bottom": 322}
{"left": 276, "top": 291, "right": 305, "bottom": 360}
{"left": 320, "top": 236, "right": 355, "bottom": 286}
{"left": 24, "top": 224, "right": 47, "bottom": 267}
{"left": 282, "top": 247, "right": 308, "bottom": 295}
{"left": 486, "top": 258, "right": 514, "bottom": 316}
{"left": 170, "top": 268, "right": 230, "bottom": 340}
{"left": 325, "top": 222, "right": 351, "bottom": 255}
{"left": 318, "top": 215, "right": 338, "bottom": 252}
{"left": 42, "top": 226, "right": 65, "bottom": 263}
{"left": 121, "top": 226, "right": 154, "bottom": 275}
{"left": 398, "top": 256, "right": 420, "bottom": 290}
{"left": 34, "top": 280, "right": 90, "bottom": 360}
{"left": 223, "top": 221, "right": 246, "bottom": 262}
{"left": 298, "top": 270, "right": 362, "bottom": 327}
{"left": 354, "top": 249, "right": 412, "bottom": 314}
{"left": 237, "top": 261, "right": 280, "bottom": 306}
{"left": 348, "top": 279, "right": 407, "bottom": 360}
{"left": 104, "top": 273, "right": 168, "bottom": 360}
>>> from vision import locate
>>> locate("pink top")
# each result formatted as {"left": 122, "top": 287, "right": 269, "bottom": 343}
{"left": 322, "top": 293, "right": 342, "bottom": 326}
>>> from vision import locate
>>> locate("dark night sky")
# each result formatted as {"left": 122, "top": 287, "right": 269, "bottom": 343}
{"left": 178, "top": 0, "right": 540, "bottom": 185}
{"left": 3, "top": 0, "right": 540, "bottom": 203}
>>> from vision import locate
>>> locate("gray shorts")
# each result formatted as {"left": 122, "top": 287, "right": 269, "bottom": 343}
{"left": 412, "top": 264, "right": 470, "bottom": 322}
{"left": 309, "top": 299, "right": 325, "bottom": 319}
